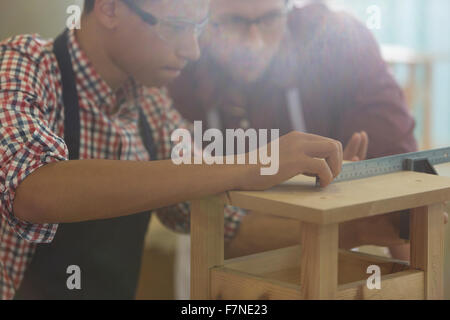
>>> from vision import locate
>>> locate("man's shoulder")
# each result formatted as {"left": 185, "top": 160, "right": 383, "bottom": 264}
{"left": 0, "top": 33, "right": 55, "bottom": 65}
{"left": 287, "top": 2, "right": 381, "bottom": 76}
{"left": 288, "top": 3, "right": 370, "bottom": 42}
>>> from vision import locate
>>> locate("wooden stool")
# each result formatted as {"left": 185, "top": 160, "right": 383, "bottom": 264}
{"left": 190, "top": 165, "right": 450, "bottom": 300}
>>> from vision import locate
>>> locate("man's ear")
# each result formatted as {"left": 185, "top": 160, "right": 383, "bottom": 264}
{"left": 92, "top": 0, "right": 123, "bottom": 29}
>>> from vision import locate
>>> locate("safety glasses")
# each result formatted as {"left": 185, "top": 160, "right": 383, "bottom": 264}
{"left": 121, "top": 0, "right": 209, "bottom": 46}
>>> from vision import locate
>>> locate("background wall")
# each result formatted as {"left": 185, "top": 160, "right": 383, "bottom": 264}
{"left": 0, "top": 0, "right": 83, "bottom": 40}
{"left": 324, "top": 0, "right": 450, "bottom": 149}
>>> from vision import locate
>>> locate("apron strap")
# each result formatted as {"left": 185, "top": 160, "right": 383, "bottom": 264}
{"left": 53, "top": 29, "right": 80, "bottom": 160}
{"left": 138, "top": 107, "right": 158, "bottom": 160}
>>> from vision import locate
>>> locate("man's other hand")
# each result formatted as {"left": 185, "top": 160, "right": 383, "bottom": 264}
{"left": 344, "top": 131, "right": 369, "bottom": 161}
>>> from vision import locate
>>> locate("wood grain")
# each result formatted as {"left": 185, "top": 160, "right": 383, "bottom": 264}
{"left": 222, "top": 168, "right": 450, "bottom": 224}
{"left": 224, "top": 245, "right": 409, "bottom": 286}
{"left": 190, "top": 196, "right": 224, "bottom": 300}
{"left": 338, "top": 270, "right": 425, "bottom": 300}
{"left": 300, "top": 223, "right": 338, "bottom": 299}
{"left": 410, "top": 204, "right": 445, "bottom": 299}
{"left": 211, "top": 267, "right": 302, "bottom": 300}
{"left": 210, "top": 267, "right": 424, "bottom": 300}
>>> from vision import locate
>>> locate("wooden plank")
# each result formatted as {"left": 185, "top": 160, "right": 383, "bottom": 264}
{"left": 224, "top": 245, "right": 409, "bottom": 286}
{"left": 338, "top": 250, "right": 409, "bottom": 284}
{"left": 211, "top": 267, "right": 302, "bottom": 300}
{"left": 337, "top": 270, "right": 425, "bottom": 300}
{"left": 410, "top": 204, "right": 445, "bottom": 299}
{"left": 224, "top": 246, "right": 301, "bottom": 275}
{"left": 300, "top": 223, "right": 338, "bottom": 299}
{"left": 211, "top": 268, "right": 424, "bottom": 300}
{"left": 225, "top": 171, "right": 450, "bottom": 224}
{"left": 190, "top": 196, "right": 224, "bottom": 300}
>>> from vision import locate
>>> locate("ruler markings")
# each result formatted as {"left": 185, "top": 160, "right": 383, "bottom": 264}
{"left": 332, "top": 147, "right": 450, "bottom": 183}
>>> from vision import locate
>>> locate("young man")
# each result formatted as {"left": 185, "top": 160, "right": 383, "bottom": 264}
{"left": 169, "top": 0, "right": 447, "bottom": 260}
{"left": 0, "top": 0, "right": 344, "bottom": 299}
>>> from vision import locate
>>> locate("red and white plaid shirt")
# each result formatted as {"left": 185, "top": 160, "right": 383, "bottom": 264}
{"left": 0, "top": 29, "right": 247, "bottom": 300}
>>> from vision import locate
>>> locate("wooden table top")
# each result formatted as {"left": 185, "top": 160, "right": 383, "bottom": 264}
{"left": 222, "top": 163, "right": 450, "bottom": 224}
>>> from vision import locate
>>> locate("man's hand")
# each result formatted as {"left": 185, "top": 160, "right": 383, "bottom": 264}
{"left": 340, "top": 210, "right": 449, "bottom": 250}
{"left": 344, "top": 131, "right": 369, "bottom": 161}
{"left": 340, "top": 212, "right": 408, "bottom": 249}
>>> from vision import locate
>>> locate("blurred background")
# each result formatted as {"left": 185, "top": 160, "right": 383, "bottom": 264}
{"left": 1, "top": 0, "right": 449, "bottom": 299}
{"left": 323, "top": 0, "right": 450, "bottom": 151}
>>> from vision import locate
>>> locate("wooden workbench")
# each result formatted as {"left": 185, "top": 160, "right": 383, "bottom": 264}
{"left": 190, "top": 163, "right": 450, "bottom": 300}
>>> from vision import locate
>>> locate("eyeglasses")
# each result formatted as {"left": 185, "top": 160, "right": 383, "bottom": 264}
{"left": 122, "top": 0, "right": 209, "bottom": 46}
{"left": 211, "top": 8, "right": 289, "bottom": 37}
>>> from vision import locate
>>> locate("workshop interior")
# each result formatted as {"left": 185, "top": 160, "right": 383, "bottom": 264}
{"left": 0, "top": 0, "right": 449, "bottom": 302}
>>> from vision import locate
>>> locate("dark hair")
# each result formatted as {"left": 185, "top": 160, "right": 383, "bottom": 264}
{"left": 84, "top": 0, "right": 95, "bottom": 13}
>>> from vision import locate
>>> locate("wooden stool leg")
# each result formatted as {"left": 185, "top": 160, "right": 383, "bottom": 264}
{"left": 190, "top": 196, "right": 224, "bottom": 300}
{"left": 300, "top": 222, "right": 339, "bottom": 299}
{"left": 410, "top": 203, "right": 445, "bottom": 299}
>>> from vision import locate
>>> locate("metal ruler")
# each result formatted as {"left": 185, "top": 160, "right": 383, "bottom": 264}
{"left": 316, "top": 146, "right": 450, "bottom": 241}
{"left": 331, "top": 146, "right": 450, "bottom": 184}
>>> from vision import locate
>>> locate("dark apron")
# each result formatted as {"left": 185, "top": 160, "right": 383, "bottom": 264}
{"left": 15, "top": 30, "right": 157, "bottom": 300}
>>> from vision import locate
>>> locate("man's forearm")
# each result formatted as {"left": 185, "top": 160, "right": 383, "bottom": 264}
{"left": 13, "top": 159, "right": 242, "bottom": 224}
{"left": 224, "top": 213, "right": 302, "bottom": 259}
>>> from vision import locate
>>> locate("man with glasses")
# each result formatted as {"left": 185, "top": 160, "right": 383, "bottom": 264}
{"left": 169, "top": 0, "right": 445, "bottom": 261}
{"left": 0, "top": 0, "right": 346, "bottom": 299}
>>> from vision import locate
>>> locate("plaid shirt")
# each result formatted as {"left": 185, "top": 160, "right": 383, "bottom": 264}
{"left": 0, "top": 29, "right": 247, "bottom": 300}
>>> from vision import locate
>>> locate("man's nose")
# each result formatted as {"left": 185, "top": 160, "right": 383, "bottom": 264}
{"left": 175, "top": 33, "right": 201, "bottom": 62}
{"left": 245, "top": 23, "right": 265, "bottom": 52}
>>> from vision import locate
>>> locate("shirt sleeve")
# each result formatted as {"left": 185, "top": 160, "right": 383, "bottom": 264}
{"left": 141, "top": 87, "right": 249, "bottom": 242}
{"left": 321, "top": 12, "right": 418, "bottom": 157}
{"left": 0, "top": 35, "right": 68, "bottom": 243}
